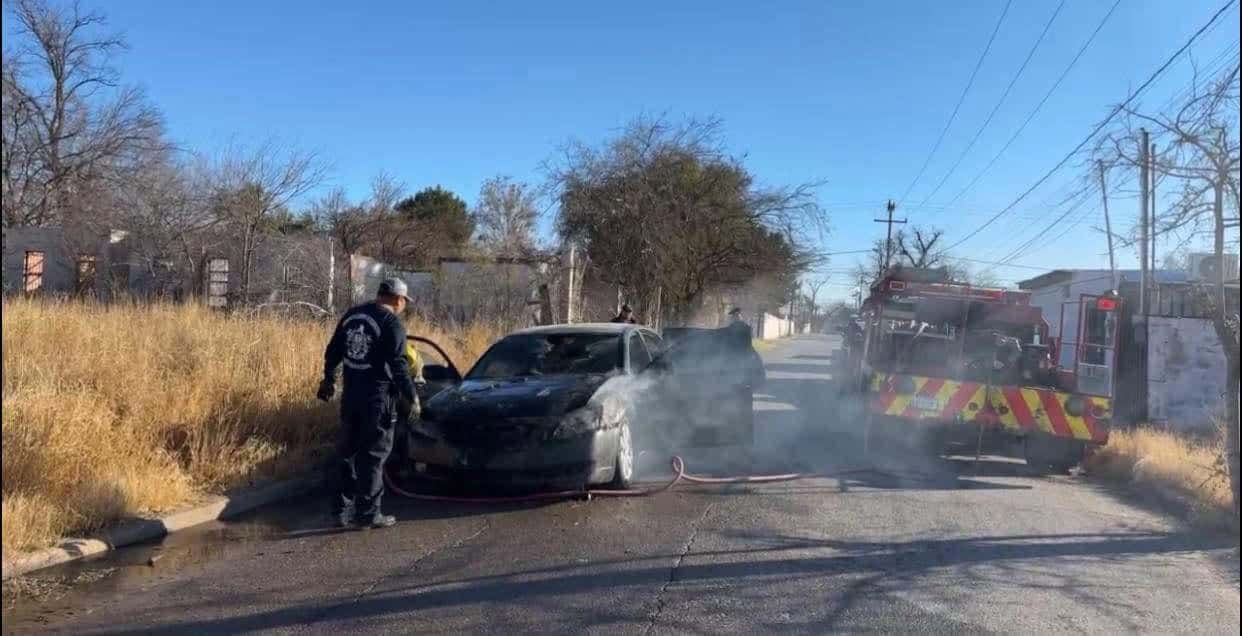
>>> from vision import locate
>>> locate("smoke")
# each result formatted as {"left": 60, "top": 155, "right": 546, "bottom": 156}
{"left": 588, "top": 329, "right": 960, "bottom": 483}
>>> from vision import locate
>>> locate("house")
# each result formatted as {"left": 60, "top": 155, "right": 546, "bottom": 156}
{"left": 348, "top": 253, "right": 559, "bottom": 326}
{"left": 4, "top": 225, "right": 342, "bottom": 308}
{"left": 1018, "top": 264, "right": 1239, "bottom": 431}
{"left": 2, "top": 226, "right": 146, "bottom": 299}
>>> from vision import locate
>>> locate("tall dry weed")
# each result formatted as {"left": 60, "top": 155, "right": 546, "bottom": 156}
{"left": 1, "top": 298, "right": 500, "bottom": 556}
{"left": 1087, "top": 426, "right": 1233, "bottom": 522}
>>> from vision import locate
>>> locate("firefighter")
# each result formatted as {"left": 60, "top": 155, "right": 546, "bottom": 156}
{"left": 726, "top": 307, "right": 751, "bottom": 342}
{"left": 389, "top": 335, "right": 426, "bottom": 479}
{"left": 318, "top": 277, "right": 417, "bottom": 530}
{"left": 611, "top": 303, "right": 637, "bottom": 324}
{"left": 396, "top": 336, "right": 426, "bottom": 433}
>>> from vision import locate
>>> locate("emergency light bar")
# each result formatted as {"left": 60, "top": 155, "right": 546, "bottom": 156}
{"left": 899, "top": 282, "right": 1026, "bottom": 303}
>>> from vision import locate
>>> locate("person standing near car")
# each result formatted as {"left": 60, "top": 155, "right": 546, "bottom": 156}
{"left": 725, "top": 307, "right": 751, "bottom": 343}
{"left": 318, "top": 277, "right": 418, "bottom": 529}
{"left": 611, "top": 303, "right": 637, "bottom": 324}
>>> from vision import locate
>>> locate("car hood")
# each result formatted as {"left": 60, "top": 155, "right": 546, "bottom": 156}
{"left": 425, "top": 374, "right": 609, "bottom": 422}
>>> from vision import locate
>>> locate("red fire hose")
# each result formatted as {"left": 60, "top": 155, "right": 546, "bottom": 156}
{"left": 383, "top": 456, "right": 936, "bottom": 503}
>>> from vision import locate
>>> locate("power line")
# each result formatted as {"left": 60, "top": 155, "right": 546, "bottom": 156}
{"left": 914, "top": 0, "right": 1067, "bottom": 210}
{"left": 821, "top": 249, "right": 876, "bottom": 256}
{"left": 942, "top": 0, "right": 1239, "bottom": 254}
{"left": 960, "top": 14, "right": 1237, "bottom": 256}
{"left": 895, "top": 0, "right": 1013, "bottom": 205}
{"left": 999, "top": 187, "right": 1098, "bottom": 263}
{"left": 939, "top": 0, "right": 1124, "bottom": 211}
{"left": 996, "top": 33, "right": 1238, "bottom": 264}
{"left": 944, "top": 256, "right": 1058, "bottom": 271}
{"left": 984, "top": 163, "right": 1136, "bottom": 263}
{"left": 977, "top": 175, "right": 1102, "bottom": 261}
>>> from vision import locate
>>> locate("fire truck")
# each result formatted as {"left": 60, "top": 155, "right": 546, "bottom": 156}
{"left": 846, "top": 267, "right": 1122, "bottom": 471}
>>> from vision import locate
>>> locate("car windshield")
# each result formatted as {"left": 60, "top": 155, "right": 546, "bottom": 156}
{"left": 466, "top": 333, "right": 622, "bottom": 380}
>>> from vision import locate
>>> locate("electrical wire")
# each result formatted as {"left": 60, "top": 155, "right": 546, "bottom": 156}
{"left": 913, "top": 0, "right": 1067, "bottom": 210}
{"left": 1000, "top": 39, "right": 1239, "bottom": 264}
{"left": 939, "top": 0, "right": 1125, "bottom": 211}
{"left": 941, "top": 0, "right": 1240, "bottom": 254}
{"left": 895, "top": 0, "right": 1013, "bottom": 206}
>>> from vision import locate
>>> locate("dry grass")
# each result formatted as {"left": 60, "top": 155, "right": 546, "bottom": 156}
{"left": 1087, "top": 426, "right": 1234, "bottom": 525}
{"left": 1, "top": 298, "right": 500, "bottom": 557}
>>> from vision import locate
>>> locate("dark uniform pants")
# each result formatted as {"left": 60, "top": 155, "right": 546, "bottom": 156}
{"left": 333, "top": 392, "right": 396, "bottom": 521}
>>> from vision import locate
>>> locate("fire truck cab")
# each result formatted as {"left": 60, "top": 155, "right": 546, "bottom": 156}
{"left": 848, "top": 267, "right": 1120, "bottom": 471}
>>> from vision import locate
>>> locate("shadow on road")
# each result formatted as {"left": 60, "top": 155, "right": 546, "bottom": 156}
{"left": 116, "top": 529, "right": 1233, "bottom": 635}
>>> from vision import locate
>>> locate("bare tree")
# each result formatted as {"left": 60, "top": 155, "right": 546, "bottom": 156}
{"left": 1100, "top": 62, "right": 1240, "bottom": 518}
{"left": 113, "top": 152, "right": 221, "bottom": 298}
{"left": 312, "top": 173, "right": 406, "bottom": 305}
{"left": 894, "top": 226, "right": 947, "bottom": 268}
{"left": 2, "top": 0, "right": 167, "bottom": 229}
{"left": 850, "top": 238, "right": 887, "bottom": 299}
{"left": 475, "top": 175, "right": 539, "bottom": 256}
{"left": 207, "top": 140, "right": 326, "bottom": 303}
{"left": 801, "top": 275, "right": 829, "bottom": 328}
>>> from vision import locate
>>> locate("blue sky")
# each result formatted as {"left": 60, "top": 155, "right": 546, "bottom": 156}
{"left": 12, "top": 0, "right": 1240, "bottom": 300}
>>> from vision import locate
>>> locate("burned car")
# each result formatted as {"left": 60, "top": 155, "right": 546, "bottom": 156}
{"left": 390, "top": 322, "right": 764, "bottom": 491}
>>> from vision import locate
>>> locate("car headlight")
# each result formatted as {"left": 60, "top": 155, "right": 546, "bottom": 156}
{"left": 548, "top": 406, "right": 603, "bottom": 441}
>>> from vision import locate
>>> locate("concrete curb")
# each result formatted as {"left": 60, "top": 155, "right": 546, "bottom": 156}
{"left": 1, "top": 474, "right": 324, "bottom": 581}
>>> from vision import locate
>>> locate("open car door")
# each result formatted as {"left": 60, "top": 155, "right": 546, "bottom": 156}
{"left": 407, "top": 335, "right": 462, "bottom": 402}
{"left": 648, "top": 327, "right": 759, "bottom": 449}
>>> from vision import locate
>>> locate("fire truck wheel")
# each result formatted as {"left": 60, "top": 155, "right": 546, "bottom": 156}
{"left": 1024, "top": 436, "right": 1083, "bottom": 474}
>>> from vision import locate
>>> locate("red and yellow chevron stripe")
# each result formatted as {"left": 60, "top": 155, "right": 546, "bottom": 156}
{"left": 868, "top": 373, "right": 1110, "bottom": 444}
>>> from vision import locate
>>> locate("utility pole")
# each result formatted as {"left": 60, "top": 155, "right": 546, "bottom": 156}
{"left": 874, "top": 199, "right": 907, "bottom": 273}
{"left": 566, "top": 244, "right": 576, "bottom": 323}
{"left": 326, "top": 234, "right": 335, "bottom": 312}
{"left": 1150, "top": 141, "right": 1160, "bottom": 311}
{"left": 1137, "top": 129, "right": 1152, "bottom": 426}
{"left": 1150, "top": 141, "right": 1159, "bottom": 269}
{"left": 1139, "top": 129, "right": 1150, "bottom": 317}
{"left": 1097, "top": 160, "right": 1117, "bottom": 290}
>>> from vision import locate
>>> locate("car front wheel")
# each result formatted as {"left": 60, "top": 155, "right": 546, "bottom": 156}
{"left": 610, "top": 417, "right": 634, "bottom": 489}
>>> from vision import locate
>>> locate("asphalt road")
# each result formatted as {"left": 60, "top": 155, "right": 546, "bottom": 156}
{"left": 4, "top": 335, "right": 1239, "bottom": 634}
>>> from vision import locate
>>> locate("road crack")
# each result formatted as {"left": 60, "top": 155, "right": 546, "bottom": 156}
{"left": 644, "top": 503, "right": 714, "bottom": 635}
{"left": 309, "top": 521, "right": 491, "bottom": 627}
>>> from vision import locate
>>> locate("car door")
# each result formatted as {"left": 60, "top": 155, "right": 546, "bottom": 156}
{"left": 407, "top": 335, "right": 462, "bottom": 402}
{"left": 644, "top": 327, "right": 745, "bottom": 447}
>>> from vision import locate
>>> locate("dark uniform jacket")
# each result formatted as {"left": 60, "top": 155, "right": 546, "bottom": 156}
{"left": 324, "top": 302, "right": 417, "bottom": 404}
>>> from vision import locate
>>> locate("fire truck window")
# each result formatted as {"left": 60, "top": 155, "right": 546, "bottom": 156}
{"left": 1083, "top": 307, "right": 1109, "bottom": 365}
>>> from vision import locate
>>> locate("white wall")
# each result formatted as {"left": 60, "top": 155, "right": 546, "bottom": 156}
{"left": 1026, "top": 270, "right": 1120, "bottom": 368}
{"left": 760, "top": 312, "right": 793, "bottom": 340}
{"left": 1148, "top": 317, "right": 1229, "bottom": 430}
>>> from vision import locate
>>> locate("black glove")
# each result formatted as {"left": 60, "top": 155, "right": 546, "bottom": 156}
{"left": 316, "top": 378, "right": 335, "bottom": 402}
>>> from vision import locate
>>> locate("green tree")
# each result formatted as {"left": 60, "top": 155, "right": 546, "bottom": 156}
{"left": 388, "top": 186, "right": 475, "bottom": 267}
{"left": 551, "top": 116, "right": 825, "bottom": 323}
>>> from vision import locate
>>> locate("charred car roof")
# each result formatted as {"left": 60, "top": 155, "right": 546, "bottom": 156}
{"left": 511, "top": 323, "right": 640, "bottom": 336}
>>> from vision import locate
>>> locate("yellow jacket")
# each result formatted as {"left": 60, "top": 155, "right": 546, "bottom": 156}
{"left": 404, "top": 340, "right": 425, "bottom": 384}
